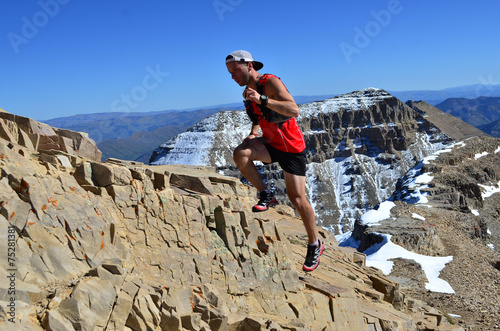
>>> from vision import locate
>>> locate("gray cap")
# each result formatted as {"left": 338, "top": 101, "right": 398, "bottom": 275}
{"left": 225, "top": 50, "right": 263, "bottom": 71}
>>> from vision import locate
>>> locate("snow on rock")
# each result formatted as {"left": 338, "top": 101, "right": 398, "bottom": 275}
{"left": 474, "top": 151, "right": 489, "bottom": 160}
{"left": 360, "top": 201, "right": 396, "bottom": 225}
{"left": 412, "top": 213, "right": 426, "bottom": 221}
{"left": 478, "top": 181, "right": 500, "bottom": 199}
{"left": 393, "top": 144, "right": 461, "bottom": 205}
{"left": 151, "top": 130, "right": 215, "bottom": 166}
{"left": 151, "top": 111, "right": 250, "bottom": 167}
{"left": 338, "top": 143, "right": 467, "bottom": 294}
{"left": 299, "top": 88, "right": 394, "bottom": 118}
{"left": 363, "top": 234, "right": 455, "bottom": 294}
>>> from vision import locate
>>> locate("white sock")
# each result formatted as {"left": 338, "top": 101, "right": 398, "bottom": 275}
{"left": 309, "top": 239, "right": 319, "bottom": 247}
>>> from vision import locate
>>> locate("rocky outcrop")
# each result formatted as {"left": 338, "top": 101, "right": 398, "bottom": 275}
{"left": 406, "top": 101, "right": 490, "bottom": 141}
{"left": 0, "top": 113, "right": 464, "bottom": 330}
{"left": 0, "top": 111, "right": 101, "bottom": 162}
{"left": 299, "top": 89, "right": 457, "bottom": 231}
{"left": 350, "top": 136, "right": 500, "bottom": 329}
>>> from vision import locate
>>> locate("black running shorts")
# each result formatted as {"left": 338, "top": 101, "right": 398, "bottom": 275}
{"left": 264, "top": 143, "right": 307, "bottom": 176}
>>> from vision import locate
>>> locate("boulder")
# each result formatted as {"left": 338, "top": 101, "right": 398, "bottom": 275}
{"left": 0, "top": 112, "right": 101, "bottom": 162}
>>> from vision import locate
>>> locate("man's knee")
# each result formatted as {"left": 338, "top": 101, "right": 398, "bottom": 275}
{"left": 289, "top": 194, "right": 309, "bottom": 210}
{"left": 233, "top": 144, "right": 249, "bottom": 165}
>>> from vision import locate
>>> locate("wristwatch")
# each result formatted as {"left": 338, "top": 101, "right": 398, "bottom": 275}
{"left": 260, "top": 94, "right": 268, "bottom": 107}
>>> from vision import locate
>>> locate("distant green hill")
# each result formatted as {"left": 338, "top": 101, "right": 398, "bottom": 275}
{"left": 43, "top": 108, "right": 228, "bottom": 143}
{"left": 42, "top": 107, "right": 230, "bottom": 162}
{"left": 97, "top": 125, "right": 188, "bottom": 163}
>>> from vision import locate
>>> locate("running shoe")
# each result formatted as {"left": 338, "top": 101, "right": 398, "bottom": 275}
{"left": 252, "top": 190, "right": 278, "bottom": 212}
{"left": 303, "top": 240, "right": 325, "bottom": 272}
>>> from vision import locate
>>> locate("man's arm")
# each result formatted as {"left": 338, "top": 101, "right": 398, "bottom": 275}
{"left": 244, "top": 76, "right": 300, "bottom": 118}
{"left": 244, "top": 123, "right": 261, "bottom": 141}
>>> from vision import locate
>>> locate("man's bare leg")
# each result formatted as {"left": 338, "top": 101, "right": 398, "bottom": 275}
{"left": 284, "top": 172, "right": 318, "bottom": 244}
{"left": 233, "top": 138, "right": 272, "bottom": 192}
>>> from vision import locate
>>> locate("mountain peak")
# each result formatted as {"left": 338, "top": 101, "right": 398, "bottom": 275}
{"left": 299, "top": 87, "right": 394, "bottom": 118}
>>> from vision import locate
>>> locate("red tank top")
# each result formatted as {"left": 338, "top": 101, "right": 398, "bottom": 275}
{"left": 251, "top": 74, "right": 306, "bottom": 153}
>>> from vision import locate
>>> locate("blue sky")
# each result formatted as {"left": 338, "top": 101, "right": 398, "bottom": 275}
{"left": 1, "top": 0, "right": 499, "bottom": 120}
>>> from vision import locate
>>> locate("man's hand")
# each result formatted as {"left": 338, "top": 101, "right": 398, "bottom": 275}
{"left": 244, "top": 133, "right": 260, "bottom": 141}
{"left": 244, "top": 124, "right": 261, "bottom": 141}
{"left": 243, "top": 87, "right": 261, "bottom": 104}
{"left": 244, "top": 77, "right": 300, "bottom": 118}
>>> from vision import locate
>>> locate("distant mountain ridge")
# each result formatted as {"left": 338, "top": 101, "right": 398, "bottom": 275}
{"left": 478, "top": 119, "right": 500, "bottom": 137}
{"left": 43, "top": 107, "right": 230, "bottom": 143}
{"left": 98, "top": 125, "right": 188, "bottom": 163}
{"left": 435, "top": 96, "right": 500, "bottom": 127}
{"left": 388, "top": 83, "right": 500, "bottom": 106}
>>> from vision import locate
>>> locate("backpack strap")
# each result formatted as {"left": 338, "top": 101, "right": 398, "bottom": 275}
{"left": 256, "top": 74, "right": 274, "bottom": 95}
{"left": 245, "top": 100, "right": 261, "bottom": 125}
{"left": 256, "top": 74, "right": 292, "bottom": 123}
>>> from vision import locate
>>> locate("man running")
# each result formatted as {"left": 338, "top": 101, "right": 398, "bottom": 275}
{"left": 225, "top": 50, "right": 324, "bottom": 272}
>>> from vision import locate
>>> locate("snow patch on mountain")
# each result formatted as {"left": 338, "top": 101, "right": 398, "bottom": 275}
{"left": 478, "top": 181, "right": 500, "bottom": 199}
{"left": 151, "top": 130, "right": 215, "bottom": 166}
{"left": 209, "top": 111, "right": 252, "bottom": 168}
{"left": 299, "top": 88, "right": 393, "bottom": 118}
{"left": 361, "top": 201, "right": 396, "bottom": 226}
{"left": 151, "top": 111, "right": 251, "bottom": 167}
{"left": 393, "top": 144, "right": 458, "bottom": 205}
{"left": 307, "top": 132, "right": 450, "bottom": 233}
{"left": 364, "top": 234, "right": 455, "bottom": 294}
{"left": 337, "top": 144, "right": 464, "bottom": 293}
